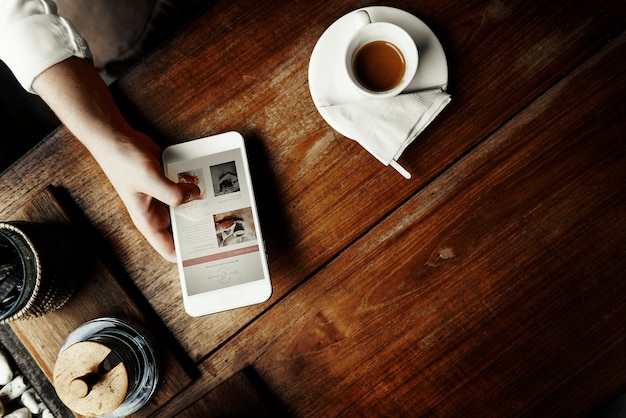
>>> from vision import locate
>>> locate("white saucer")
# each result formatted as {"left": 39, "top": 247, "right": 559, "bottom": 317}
{"left": 309, "top": 6, "right": 449, "bottom": 135}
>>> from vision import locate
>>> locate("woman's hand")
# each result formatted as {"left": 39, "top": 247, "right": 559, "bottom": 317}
{"left": 32, "top": 57, "right": 199, "bottom": 261}
{"left": 95, "top": 129, "right": 200, "bottom": 262}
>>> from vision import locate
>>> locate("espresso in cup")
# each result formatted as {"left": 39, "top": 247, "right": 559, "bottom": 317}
{"left": 345, "top": 12, "right": 418, "bottom": 98}
{"left": 353, "top": 40, "right": 407, "bottom": 92}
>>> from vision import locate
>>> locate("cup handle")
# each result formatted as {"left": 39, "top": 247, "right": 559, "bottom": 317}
{"left": 353, "top": 10, "right": 371, "bottom": 29}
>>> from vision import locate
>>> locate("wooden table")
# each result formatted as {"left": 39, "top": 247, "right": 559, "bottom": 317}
{"left": 1, "top": 0, "right": 625, "bottom": 416}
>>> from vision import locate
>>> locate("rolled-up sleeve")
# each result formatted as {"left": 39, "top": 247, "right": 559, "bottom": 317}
{"left": 0, "top": 0, "right": 91, "bottom": 93}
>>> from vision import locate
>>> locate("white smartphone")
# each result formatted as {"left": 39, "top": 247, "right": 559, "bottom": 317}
{"left": 162, "top": 132, "right": 272, "bottom": 316}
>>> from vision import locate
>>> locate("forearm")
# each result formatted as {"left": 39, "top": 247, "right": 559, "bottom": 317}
{"left": 31, "top": 57, "right": 135, "bottom": 160}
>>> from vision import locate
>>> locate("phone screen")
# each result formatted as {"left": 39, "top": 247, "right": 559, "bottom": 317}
{"left": 166, "top": 147, "right": 265, "bottom": 296}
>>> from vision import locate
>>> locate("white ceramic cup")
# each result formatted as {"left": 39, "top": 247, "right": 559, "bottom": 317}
{"left": 345, "top": 10, "right": 418, "bottom": 98}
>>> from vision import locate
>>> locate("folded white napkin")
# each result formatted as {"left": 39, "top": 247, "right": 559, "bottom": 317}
{"left": 319, "top": 88, "right": 451, "bottom": 178}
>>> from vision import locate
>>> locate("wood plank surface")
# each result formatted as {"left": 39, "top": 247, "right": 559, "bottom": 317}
{"left": 156, "top": 25, "right": 626, "bottom": 418}
{"left": 0, "top": 0, "right": 625, "bottom": 415}
{"left": 5, "top": 187, "right": 196, "bottom": 417}
{"left": 1, "top": 0, "right": 622, "bottom": 366}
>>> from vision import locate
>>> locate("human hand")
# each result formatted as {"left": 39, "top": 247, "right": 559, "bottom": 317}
{"left": 95, "top": 130, "right": 200, "bottom": 262}
{"left": 32, "top": 57, "right": 200, "bottom": 262}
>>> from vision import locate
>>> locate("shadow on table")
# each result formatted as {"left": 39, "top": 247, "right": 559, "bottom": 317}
{"left": 591, "top": 391, "right": 626, "bottom": 418}
{"left": 178, "top": 365, "right": 292, "bottom": 417}
{"left": 243, "top": 366, "right": 293, "bottom": 418}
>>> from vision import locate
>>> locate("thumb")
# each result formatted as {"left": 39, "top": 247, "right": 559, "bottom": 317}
{"left": 144, "top": 172, "right": 201, "bottom": 207}
{"left": 169, "top": 183, "right": 201, "bottom": 206}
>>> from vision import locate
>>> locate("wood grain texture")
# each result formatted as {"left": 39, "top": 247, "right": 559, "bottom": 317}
{"left": 158, "top": 22, "right": 626, "bottom": 418}
{"left": 176, "top": 367, "right": 274, "bottom": 417}
{"left": 1, "top": 0, "right": 624, "bottom": 365}
{"left": 0, "top": 0, "right": 625, "bottom": 416}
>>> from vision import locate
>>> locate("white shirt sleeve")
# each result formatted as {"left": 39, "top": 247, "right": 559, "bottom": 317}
{"left": 0, "top": 0, "right": 92, "bottom": 93}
